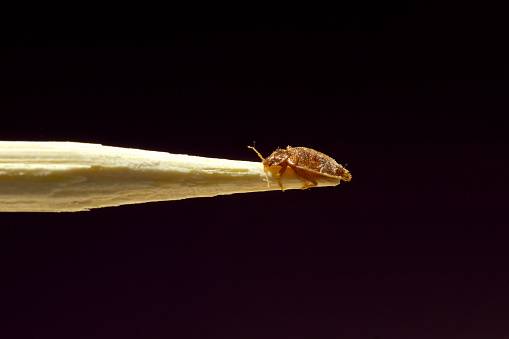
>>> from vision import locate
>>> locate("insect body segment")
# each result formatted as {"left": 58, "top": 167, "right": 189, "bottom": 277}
{"left": 248, "top": 145, "right": 352, "bottom": 190}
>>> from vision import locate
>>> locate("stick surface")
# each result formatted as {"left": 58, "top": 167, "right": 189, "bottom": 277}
{"left": 0, "top": 142, "right": 342, "bottom": 212}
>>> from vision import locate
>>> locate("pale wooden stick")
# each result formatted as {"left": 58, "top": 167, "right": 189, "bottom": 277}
{"left": 0, "top": 142, "right": 342, "bottom": 212}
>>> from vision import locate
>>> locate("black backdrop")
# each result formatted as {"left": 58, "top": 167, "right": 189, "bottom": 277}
{"left": 1, "top": 4, "right": 508, "bottom": 339}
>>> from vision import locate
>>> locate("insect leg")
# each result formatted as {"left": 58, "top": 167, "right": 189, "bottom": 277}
{"left": 291, "top": 166, "right": 318, "bottom": 189}
{"left": 262, "top": 167, "right": 271, "bottom": 188}
{"left": 277, "top": 163, "right": 288, "bottom": 191}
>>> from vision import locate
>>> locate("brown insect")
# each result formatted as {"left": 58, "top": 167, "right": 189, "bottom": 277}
{"left": 248, "top": 145, "right": 352, "bottom": 190}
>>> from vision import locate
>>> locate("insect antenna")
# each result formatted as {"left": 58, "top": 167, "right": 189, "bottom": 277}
{"left": 247, "top": 145, "right": 265, "bottom": 161}
{"left": 247, "top": 145, "right": 270, "bottom": 188}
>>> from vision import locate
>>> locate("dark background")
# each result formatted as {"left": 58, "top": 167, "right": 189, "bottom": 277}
{"left": 1, "top": 3, "right": 508, "bottom": 338}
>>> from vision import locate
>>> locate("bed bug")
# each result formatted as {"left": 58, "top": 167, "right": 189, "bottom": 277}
{"left": 248, "top": 145, "right": 352, "bottom": 190}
